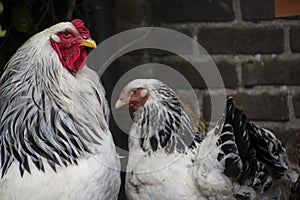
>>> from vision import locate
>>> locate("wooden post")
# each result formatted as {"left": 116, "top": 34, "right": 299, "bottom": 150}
{"left": 275, "top": 0, "right": 300, "bottom": 17}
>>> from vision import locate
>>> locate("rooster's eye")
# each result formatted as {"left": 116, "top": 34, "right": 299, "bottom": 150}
{"left": 61, "top": 31, "right": 72, "bottom": 38}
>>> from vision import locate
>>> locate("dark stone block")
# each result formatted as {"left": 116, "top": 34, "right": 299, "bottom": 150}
{"left": 197, "top": 27, "right": 284, "bottom": 54}
{"left": 203, "top": 93, "right": 289, "bottom": 121}
{"left": 241, "top": 0, "right": 275, "bottom": 21}
{"left": 290, "top": 26, "right": 300, "bottom": 52}
{"left": 141, "top": 58, "right": 239, "bottom": 89}
{"left": 293, "top": 95, "right": 300, "bottom": 119}
{"left": 233, "top": 93, "right": 289, "bottom": 121}
{"left": 217, "top": 60, "right": 239, "bottom": 88}
{"left": 150, "top": 0, "right": 234, "bottom": 24}
{"left": 242, "top": 59, "right": 300, "bottom": 86}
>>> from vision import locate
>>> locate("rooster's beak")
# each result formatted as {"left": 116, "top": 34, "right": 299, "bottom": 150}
{"left": 80, "top": 38, "right": 97, "bottom": 48}
{"left": 115, "top": 99, "right": 128, "bottom": 109}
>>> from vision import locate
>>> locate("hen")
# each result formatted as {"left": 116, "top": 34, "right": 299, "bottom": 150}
{"left": 116, "top": 78, "right": 299, "bottom": 200}
{"left": 0, "top": 19, "right": 120, "bottom": 199}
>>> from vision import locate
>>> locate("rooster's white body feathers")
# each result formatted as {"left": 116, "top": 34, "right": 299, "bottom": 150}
{"left": 0, "top": 21, "right": 120, "bottom": 199}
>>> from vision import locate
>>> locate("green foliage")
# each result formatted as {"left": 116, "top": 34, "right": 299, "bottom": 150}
{"left": 11, "top": 4, "right": 34, "bottom": 34}
{"left": 0, "top": 1, "right": 6, "bottom": 38}
{"left": 0, "top": 1, "right": 74, "bottom": 74}
{"left": 0, "top": 0, "right": 6, "bottom": 75}
{"left": 0, "top": 1, "right": 38, "bottom": 72}
{"left": 0, "top": 26, "right": 6, "bottom": 37}
{"left": 0, "top": 1, "right": 3, "bottom": 15}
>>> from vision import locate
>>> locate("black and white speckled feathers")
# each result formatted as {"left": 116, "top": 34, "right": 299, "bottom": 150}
{"left": 121, "top": 79, "right": 298, "bottom": 200}
{"left": 129, "top": 81, "right": 203, "bottom": 154}
{"left": 215, "top": 97, "right": 292, "bottom": 197}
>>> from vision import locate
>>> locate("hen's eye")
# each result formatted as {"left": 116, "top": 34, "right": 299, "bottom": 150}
{"left": 132, "top": 89, "right": 138, "bottom": 95}
{"left": 61, "top": 31, "right": 72, "bottom": 38}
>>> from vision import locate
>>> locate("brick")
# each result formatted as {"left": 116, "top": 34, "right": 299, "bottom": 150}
{"left": 197, "top": 27, "right": 284, "bottom": 54}
{"left": 149, "top": 0, "right": 234, "bottom": 24}
{"left": 147, "top": 58, "right": 239, "bottom": 89}
{"left": 242, "top": 59, "right": 300, "bottom": 86}
{"left": 293, "top": 94, "right": 300, "bottom": 118}
{"left": 151, "top": 58, "right": 206, "bottom": 89}
{"left": 241, "top": 0, "right": 275, "bottom": 21}
{"left": 145, "top": 27, "right": 194, "bottom": 57}
{"left": 216, "top": 60, "right": 239, "bottom": 88}
{"left": 116, "top": 56, "right": 238, "bottom": 89}
{"left": 203, "top": 93, "right": 289, "bottom": 121}
{"left": 290, "top": 26, "right": 300, "bottom": 52}
{"left": 233, "top": 93, "right": 289, "bottom": 121}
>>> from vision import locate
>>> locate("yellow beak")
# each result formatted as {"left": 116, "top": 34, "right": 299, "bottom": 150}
{"left": 115, "top": 99, "right": 128, "bottom": 109}
{"left": 80, "top": 39, "right": 97, "bottom": 48}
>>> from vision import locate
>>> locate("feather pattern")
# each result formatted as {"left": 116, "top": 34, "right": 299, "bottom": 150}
{"left": 128, "top": 82, "right": 201, "bottom": 154}
{"left": 194, "top": 97, "right": 296, "bottom": 199}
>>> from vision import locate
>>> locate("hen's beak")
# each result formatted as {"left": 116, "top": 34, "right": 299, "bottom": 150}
{"left": 80, "top": 38, "right": 97, "bottom": 48}
{"left": 115, "top": 99, "right": 128, "bottom": 109}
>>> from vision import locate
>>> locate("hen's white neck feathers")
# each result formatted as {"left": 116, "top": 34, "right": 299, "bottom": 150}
{"left": 127, "top": 80, "right": 199, "bottom": 154}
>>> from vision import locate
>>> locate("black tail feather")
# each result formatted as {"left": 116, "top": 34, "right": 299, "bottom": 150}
{"left": 216, "top": 97, "right": 289, "bottom": 193}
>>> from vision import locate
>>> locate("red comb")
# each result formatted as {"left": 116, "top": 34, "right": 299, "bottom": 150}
{"left": 72, "top": 19, "right": 90, "bottom": 38}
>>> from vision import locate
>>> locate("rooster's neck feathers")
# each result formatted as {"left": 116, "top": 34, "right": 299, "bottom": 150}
{"left": 0, "top": 27, "right": 109, "bottom": 177}
{"left": 130, "top": 84, "right": 200, "bottom": 154}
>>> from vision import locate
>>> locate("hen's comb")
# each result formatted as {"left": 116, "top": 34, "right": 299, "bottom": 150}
{"left": 72, "top": 19, "right": 90, "bottom": 38}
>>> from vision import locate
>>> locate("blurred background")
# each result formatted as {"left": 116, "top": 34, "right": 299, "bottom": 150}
{"left": 0, "top": 0, "right": 300, "bottom": 199}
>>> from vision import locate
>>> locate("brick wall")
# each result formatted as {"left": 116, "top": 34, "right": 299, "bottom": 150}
{"left": 113, "top": 1, "right": 300, "bottom": 198}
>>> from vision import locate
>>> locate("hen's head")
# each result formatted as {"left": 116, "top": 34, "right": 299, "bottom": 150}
{"left": 116, "top": 79, "right": 182, "bottom": 113}
{"left": 48, "top": 19, "right": 96, "bottom": 74}
{"left": 116, "top": 79, "right": 199, "bottom": 153}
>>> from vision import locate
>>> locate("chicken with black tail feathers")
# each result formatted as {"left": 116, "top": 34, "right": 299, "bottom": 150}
{"left": 116, "top": 79, "right": 299, "bottom": 200}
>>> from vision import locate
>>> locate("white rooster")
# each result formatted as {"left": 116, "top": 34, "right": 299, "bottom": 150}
{"left": 115, "top": 78, "right": 299, "bottom": 200}
{"left": 0, "top": 19, "right": 120, "bottom": 199}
